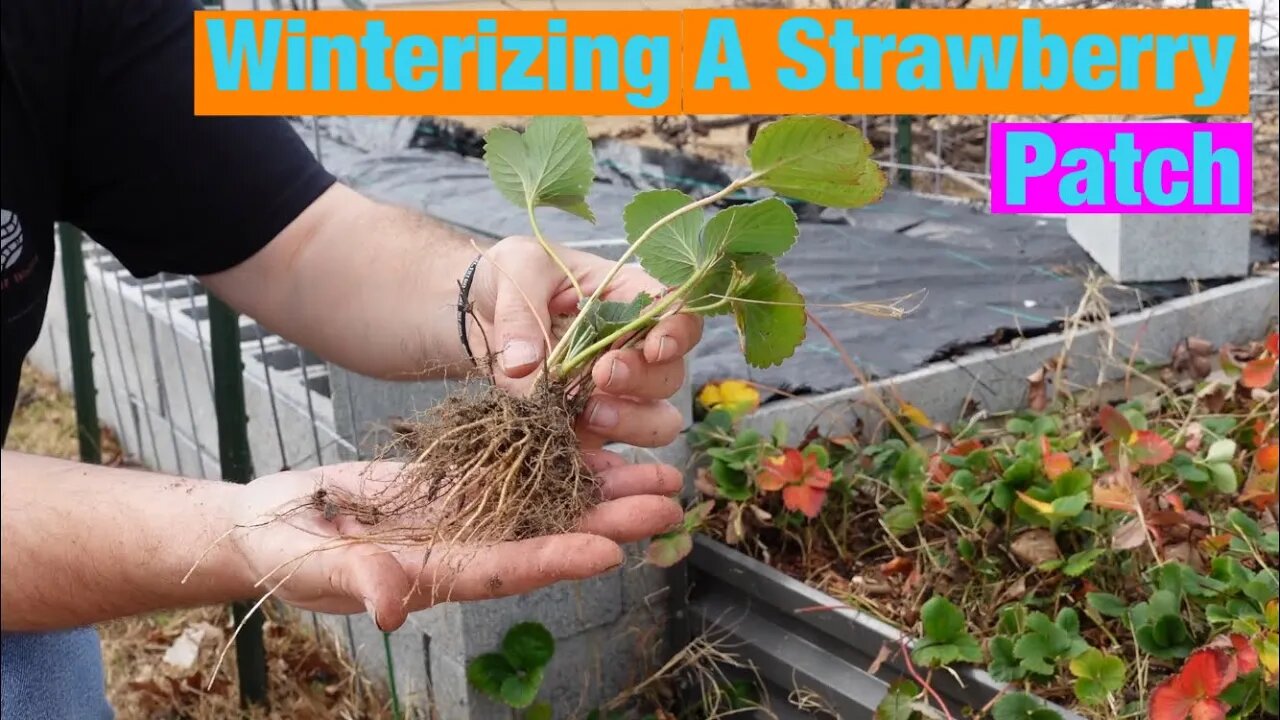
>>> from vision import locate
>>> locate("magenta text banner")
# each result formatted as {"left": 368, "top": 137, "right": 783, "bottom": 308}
{"left": 990, "top": 122, "right": 1253, "bottom": 214}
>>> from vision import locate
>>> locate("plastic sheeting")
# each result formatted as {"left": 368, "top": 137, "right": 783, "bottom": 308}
{"left": 299, "top": 117, "right": 1280, "bottom": 396}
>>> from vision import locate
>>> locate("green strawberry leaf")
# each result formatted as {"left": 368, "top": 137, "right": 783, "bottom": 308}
{"left": 746, "top": 115, "right": 887, "bottom": 208}
{"left": 499, "top": 666, "right": 545, "bottom": 708}
{"left": 992, "top": 692, "right": 1063, "bottom": 720}
{"left": 730, "top": 266, "right": 806, "bottom": 369}
{"left": 483, "top": 117, "right": 595, "bottom": 222}
{"left": 645, "top": 531, "right": 693, "bottom": 568}
{"left": 702, "top": 198, "right": 798, "bottom": 257}
{"left": 1086, "top": 592, "right": 1129, "bottom": 619}
{"left": 503, "top": 622, "right": 555, "bottom": 671}
{"left": 622, "top": 189, "right": 707, "bottom": 285}
{"left": 526, "top": 702, "right": 554, "bottom": 720}
{"left": 586, "top": 292, "right": 654, "bottom": 337}
{"left": 874, "top": 679, "right": 922, "bottom": 720}
{"left": 988, "top": 636, "right": 1027, "bottom": 682}
{"left": 467, "top": 652, "right": 516, "bottom": 700}
{"left": 1069, "top": 649, "right": 1126, "bottom": 706}
{"left": 920, "top": 596, "right": 967, "bottom": 644}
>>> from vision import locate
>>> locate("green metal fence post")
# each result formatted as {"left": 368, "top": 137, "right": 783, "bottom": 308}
{"left": 894, "top": 0, "right": 914, "bottom": 188}
{"left": 208, "top": 294, "right": 268, "bottom": 709}
{"left": 57, "top": 224, "right": 101, "bottom": 465}
{"left": 1191, "top": 0, "right": 1212, "bottom": 121}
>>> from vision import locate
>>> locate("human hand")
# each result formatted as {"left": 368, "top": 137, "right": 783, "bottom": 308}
{"left": 465, "top": 236, "right": 703, "bottom": 451}
{"left": 226, "top": 454, "right": 682, "bottom": 632}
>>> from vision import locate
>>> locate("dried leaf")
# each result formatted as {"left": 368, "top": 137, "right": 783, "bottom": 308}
{"left": 1011, "top": 529, "right": 1061, "bottom": 566}
{"left": 725, "top": 503, "right": 745, "bottom": 546}
{"left": 1240, "top": 473, "right": 1279, "bottom": 511}
{"left": 880, "top": 556, "right": 914, "bottom": 578}
{"left": 1099, "top": 404, "right": 1132, "bottom": 440}
{"left": 867, "top": 643, "right": 894, "bottom": 675}
{"left": 1027, "top": 366, "right": 1049, "bottom": 412}
{"left": 1094, "top": 471, "right": 1140, "bottom": 512}
{"left": 1112, "top": 517, "right": 1148, "bottom": 550}
{"left": 693, "top": 468, "right": 717, "bottom": 498}
{"left": 1184, "top": 422, "right": 1205, "bottom": 453}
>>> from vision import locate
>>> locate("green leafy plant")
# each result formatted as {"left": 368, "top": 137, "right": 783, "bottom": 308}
{"left": 490, "top": 115, "right": 885, "bottom": 382}
{"left": 467, "top": 622, "right": 556, "bottom": 710}
{"left": 911, "top": 596, "right": 983, "bottom": 668}
{"left": 1069, "top": 648, "right": 1126, "bottom": 706}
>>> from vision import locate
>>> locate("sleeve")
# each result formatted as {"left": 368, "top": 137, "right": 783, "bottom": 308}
{"left": 57, "top": 0, "right": 337, "bottom": 278}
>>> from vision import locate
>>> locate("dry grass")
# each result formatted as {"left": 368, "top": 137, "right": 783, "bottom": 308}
{"left": 4, "top": 361, "right": 398, "bottom": 720}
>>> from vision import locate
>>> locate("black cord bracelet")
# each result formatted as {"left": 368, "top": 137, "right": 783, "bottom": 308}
{"left": 456, "top": 254, "right": 482, "bottom": 365}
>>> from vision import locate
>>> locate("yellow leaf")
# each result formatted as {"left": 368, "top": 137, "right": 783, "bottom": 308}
{"left": 698, "top": 380, "right": 760, "bottom": 417}
{"left": 1267, "top": 599, "right": 1279, "bottom": 631}
{"left": 1016, "top": 491, "right": 1057, "bottom": 516}
{"left": 900, "top": 402, "right": 932, "bottom": 428}
{"left": 1259, "top": 632, "right": 1279, "bottom": 679}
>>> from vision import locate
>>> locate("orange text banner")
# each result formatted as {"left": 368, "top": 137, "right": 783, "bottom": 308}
{"left": 682, "top": 8, "right": 1250, "bottom": 115}
{"left": 193, "top": 10, "right": 682, "bottom": 115}
{"left": 192, "top": 8, "right": 1250, "bottom": 116}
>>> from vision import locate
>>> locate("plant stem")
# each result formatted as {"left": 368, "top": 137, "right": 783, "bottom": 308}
{"left": 559, "top": 279, "right": 692, "bottom": 376}
{"left": 546, "top": 171, "right": 765, "bottom": 370}
{"left": 528, "top": 203, "right": 583, "bottom": 298}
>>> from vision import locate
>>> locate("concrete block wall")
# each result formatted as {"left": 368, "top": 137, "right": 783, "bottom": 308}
{"left": 28, "top": 233, "right": 349, "bottom": 479}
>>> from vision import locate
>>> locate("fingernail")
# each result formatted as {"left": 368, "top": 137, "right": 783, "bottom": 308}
{"left": 606, "top": 357, "right": 629, "bottom": 389}
{"left": 657, "top": 336, "right": 674, "bottom": 362}
{"left": 502, "top": 340, "right": 540, "bottom": 371}
{"left": 588, "top": 400, "right": 619, "bottom": 429}
{"left": 364, "top": 598, "right": 382, "bottom": 631}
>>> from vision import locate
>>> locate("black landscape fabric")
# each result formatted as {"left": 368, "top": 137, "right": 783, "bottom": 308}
{"left": 300, "top": 117, "right": 1279, "bottom": 398}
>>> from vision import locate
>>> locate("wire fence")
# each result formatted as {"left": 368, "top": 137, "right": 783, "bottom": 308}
{"left": 24, "top": 0, "right": 1278, "bottom": 715}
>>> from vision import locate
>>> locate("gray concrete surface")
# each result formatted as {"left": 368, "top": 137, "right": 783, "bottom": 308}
{"left": 1066, "top": 212, "right": 1252, "bottom": 283}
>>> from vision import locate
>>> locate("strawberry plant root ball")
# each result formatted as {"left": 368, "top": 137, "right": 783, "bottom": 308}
{"left": 321, "top": 115, "right": 887, "bottom": 551}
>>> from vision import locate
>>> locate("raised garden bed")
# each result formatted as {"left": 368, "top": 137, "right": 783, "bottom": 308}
{"left": 656, "top": 277, "right": 1280, "bottom": 720}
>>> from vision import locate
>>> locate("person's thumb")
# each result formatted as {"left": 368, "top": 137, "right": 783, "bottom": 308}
{"left": 329, "top": 544, "right": 412, "bottom": 632}
{"left": 490, "top": 261, "right": 556, "bottom": 381}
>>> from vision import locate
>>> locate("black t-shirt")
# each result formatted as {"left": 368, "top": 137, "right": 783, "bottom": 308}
{"left": 1, "top": 0, "right": 337, "bottom": 442}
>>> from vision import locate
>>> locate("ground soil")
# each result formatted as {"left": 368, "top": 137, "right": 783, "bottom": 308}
{"left": 4, "top": 362, "right": 398, "bottom": 720}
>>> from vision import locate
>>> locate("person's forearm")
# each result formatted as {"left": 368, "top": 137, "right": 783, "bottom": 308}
{"left": 202, "top": 183, "right": 484, "bottom": 381}
{"left": 0, "top": 450, "right": 253, "bottom": 632}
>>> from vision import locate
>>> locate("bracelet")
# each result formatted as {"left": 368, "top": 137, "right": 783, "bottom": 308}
{"left": 457, "top": 254, "right": 481, "bottom": 365}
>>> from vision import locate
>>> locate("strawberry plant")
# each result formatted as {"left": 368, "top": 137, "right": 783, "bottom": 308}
{"left": 467, "top": 621, "right": 556, "bottom": 712}
{"left": 307, "top": 116, "right": 886, "bottom": 568}
{"left": 676, "top": 330, "right": 1280, "bottom": 718}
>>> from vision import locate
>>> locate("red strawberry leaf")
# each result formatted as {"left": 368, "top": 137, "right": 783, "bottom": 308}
{"left": 758, "top": 449, "right": 802, "bottom": 492}
{"left": 1268, "top": 331, "right": 1279, "bottom": 358}
{"left": 1100, "top": 404, "right": 1133, "bottom": 440}
{"left": 1242, "top": 358, "right": 1277, "bottom": 389}
{"left": 1229, "top": 634, "right": 1259, "bottom": 676}
{"left": 1240, "top": 473, "right": 1278, "bottom": 511}
{"left": 782, "top": 484, "right": 827, "bottom": 518}
{"left": 1132, "top": 430, "right": 1175, "bottom": 466}
{"left": 1148, "top": 648, "right": 1235, "bottom": 720}
{"left": 1257, "top": 443, "right": 1279, "bottom": 473}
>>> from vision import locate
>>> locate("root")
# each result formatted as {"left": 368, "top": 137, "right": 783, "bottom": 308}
{"left": 307, "top": 377, "right": 599, "bottom": 600}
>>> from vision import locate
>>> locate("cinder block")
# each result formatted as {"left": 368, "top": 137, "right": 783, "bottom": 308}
{"left": 459, "top": 571, "right": 623, "bottom": 656}
{"left": 1066, "top": 212, "right": 1251, "bottom": 283}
